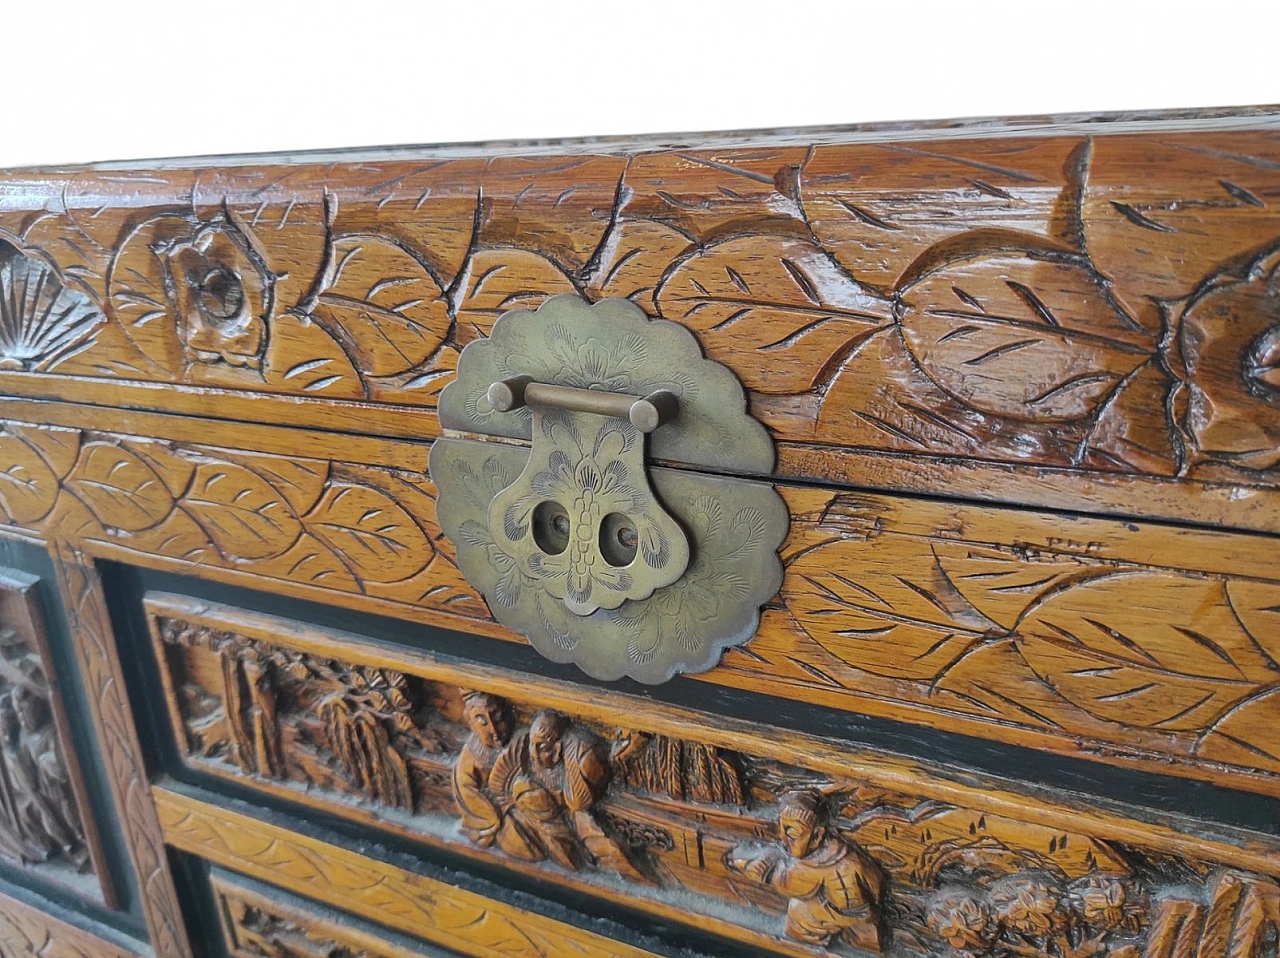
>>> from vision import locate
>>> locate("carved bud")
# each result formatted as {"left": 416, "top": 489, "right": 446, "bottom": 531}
{"left": 988, "top": 874, "right": 1067, "bottom": 937}
{"left": 1067, "top": 875, "right": 1149, "bottom": 934}
{"left": 926, "top": 890, "right": 996, "bottom": 954}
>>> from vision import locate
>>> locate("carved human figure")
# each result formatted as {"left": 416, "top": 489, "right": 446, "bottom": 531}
{"left": 7, "top": 686, "right": 85, "bottom": 867}
{"left": 0, "top": 695, "right": 44, "bottom": 863}
{"left": 728, "top": 791, "right": 886, "bottom": 951}
{"left": 489, "top": 709, "right": 647, "bottom": 880}
{"left": 451, "top": 691, "right": 538, "bottom": 860}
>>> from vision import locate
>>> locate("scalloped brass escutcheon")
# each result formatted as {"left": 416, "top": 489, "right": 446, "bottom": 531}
{"left": 430, "top": 295, "right": 788, "bottom": 684}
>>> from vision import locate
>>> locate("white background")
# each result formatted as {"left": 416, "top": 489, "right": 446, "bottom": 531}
{"left": 1, "top": 0, "right": 1277, "bottom": 167}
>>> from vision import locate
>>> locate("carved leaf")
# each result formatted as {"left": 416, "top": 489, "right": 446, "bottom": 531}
{"left": 309, "top": 235, "right": 450, "bottom": 377}
{"left": 263, "top": 312, "right": 365, "bottom": 398}
{"left": 1017, "top": 573, "right": 1266, "bottom": 730}
{"left": 801, "top": 137, "right": 1089, "bottom": 289}
{"left": 586, "top": 219, "right": 691, "bottom": 309}
{"left": 67, "top": 442, "right": 175, "bottom": 531}
{"left": 180, "top": 462, "right": 302, "bottom": 560}
{"left": 106, "top": 214, "right": 191, "bottom": 374}
{"left": 305, "top": 482, "right": 432, "bottom": 583}
{"left": 935, "top": 544, "right": 1110, "bottom": 630}
{"left": 254, "top": 533, "right": 360, "bottom": 593}
{"left": 226, "top": 451, "right": 329, "bottom": 516}
{"left": 1083, "top": 134, "right": 1280, "bottom": 333}
{"left": 0, "top": 432, "right": 60, "bottom": 524}
{"left": 786, "top": 537, "right": 998, "bottom": 681}
{"left": 657, "top": 236, "right": 894, "bottom": 394}
{"left": 1226, "top": 580, "right": 1280, "bottom": 669}
{"left": 899, "top": 252, "right": 1155, "bottom": 421}
{"left": 1080, "top": 361, "right": 1178, "bottom": 474}
{"left": 1195, "top": 687, "right": 1280, "bottom": 773}
{"left": 452, "top": 247, "right": 577, "bottom": 345}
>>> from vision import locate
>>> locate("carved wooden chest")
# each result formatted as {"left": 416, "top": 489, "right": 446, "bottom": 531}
{"left": 1, "top": 108, "right": 1279, "bottom": 958}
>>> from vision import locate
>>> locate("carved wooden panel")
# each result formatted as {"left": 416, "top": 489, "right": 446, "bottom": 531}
{"left": 2, "top": 417, "right": 1279, "bottom": 797}
{"left": 1, "top": 117, "right": 1279, "bottom": 530}
{"left": 147, "top": 593, "right": 1280, "bottom": 958}
{"left": 0, "top": 568, "right": 110, "bottom": 904}
{"left": 48, "top": 551, "right": 193, "bottom": 958}
{"left": 156, "top": 787, "right": 663, "bottom": 958}
{"left": 0, "top": 887, "right": 138, "bottom": 958}
{"left": 213, "top": 871, "right": 455, "bottom": 958}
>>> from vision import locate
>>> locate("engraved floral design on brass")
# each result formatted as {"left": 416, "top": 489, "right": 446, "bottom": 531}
{"left": 488, "top": 408, "right": 689, "bottom": 616}
{"left": 432, "top": 295, "right": 786, "bottom": 683}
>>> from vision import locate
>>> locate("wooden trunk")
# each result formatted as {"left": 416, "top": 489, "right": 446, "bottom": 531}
{"left": 1, "top": 107, "right": 1279, "bottom": 958}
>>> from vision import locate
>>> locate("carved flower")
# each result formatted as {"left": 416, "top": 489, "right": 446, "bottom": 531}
{"left": 1068, "top": 876, "right": 1148, "bottom": 933}
{"left": 1175, "top": 245, "right": 1280, "bottom": 469}
{"left": 989, "top": 875, "right": 1067, "bottom": 937}
{"left": 545, "top": 329, "right": 646, "bottom": 393}
{"left": 162, "top": 221, "right": 270, "bottom": 368}
{"left": 927, "top": 890, "right": 996, "bottom": 953}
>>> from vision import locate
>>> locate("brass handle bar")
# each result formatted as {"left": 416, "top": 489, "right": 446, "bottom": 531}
{"left": 487, "top": 377, "right": 680, "bottom": 433}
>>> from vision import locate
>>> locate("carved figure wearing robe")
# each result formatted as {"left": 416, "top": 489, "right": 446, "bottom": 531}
{"left": 450, "top": 691, "right": 538, "bottom": 860}
{"left": 484, "top": 709, "right": 644, "bottom": 881}
{"left": 0, "top": 695, "right": 43, "bottom": 863}
{"left": 8, "top": 686, "right": 85, "bottom": 866}
{"left": 729, "top": 791, "right": 885, "bottom": 951}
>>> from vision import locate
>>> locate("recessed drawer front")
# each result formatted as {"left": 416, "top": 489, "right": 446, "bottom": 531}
{"left": 212, "top": 870, "right": 458, "bottom": 958}
{"left": 144, "top": 591, "right": 1280, "bottom": 958}
{"left": 1, "top": 117, "right": 1279, "bottom": 531}
{"left": 0, "top": 884, "right": 139, "bottom": 958}
{"left": 156, "top": 789, "right": 667, "bottom": 958}
{"left": 3, "top": 417, "right": 1279, "bottom": 798}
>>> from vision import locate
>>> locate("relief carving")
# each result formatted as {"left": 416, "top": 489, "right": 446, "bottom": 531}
{"left": 154, "top": 606, "right": 1280, "bottom": 958}
{"left": 0, "top": 599, "right": 90, "bottom": 878}
{"left": 3, "top": 134, "right": 1279, "bottom": 494}
{"left": 729, "top": 791, "right": 886, "bottom": 951}
{"left": 4, "top": 420, "right": 1280, "bottom": 796}
{"left": 0, "top": 241, "right": 103, "bottom": 372}
{"left": 224, "top": 899, "right": 375, "bottom": 958}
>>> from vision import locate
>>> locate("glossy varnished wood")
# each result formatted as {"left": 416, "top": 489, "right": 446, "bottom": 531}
{"left": 0, "top": 886, "right": 138, "bottom": 958}
{"left": 0, "top": 111, "right": 1279, "bottom": 957}
{"left": 1, "top": 411, "right": 1277, "bottom": 795}
{"left": 1, "top": 115, "right": 1278, "bottom": 531}
{"left": 146, "top": 592, "right": 1280, "bottom": 958}
{"left": 212, "top": 870, "right": 456, "bottom": 958}
{"left": 155, "top": 787, "right": 667, "bottom": 958}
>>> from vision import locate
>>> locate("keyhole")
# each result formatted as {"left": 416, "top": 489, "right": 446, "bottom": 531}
{"left": 599, "top": 513, "right": 639, "bottom": 567}
{"left": 532, "top": 501, "right": 571, "bottom": 555}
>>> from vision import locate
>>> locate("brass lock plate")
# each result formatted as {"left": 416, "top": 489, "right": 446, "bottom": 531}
{"left": 430, "top": 296, "right": 787, "bottom": 683}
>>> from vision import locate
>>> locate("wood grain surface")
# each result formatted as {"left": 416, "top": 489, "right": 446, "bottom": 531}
{"left": 0, "top": 886, "right": 139, "bottom": 958}
{"left": 1, "top": 410, "right": 1278, "bottom": 796}
{"left": 1, "top": 117, "right": 1278, "bottom": 530}
{"left": 212, "top": 870, "right": 456, "bottom": 958}
{"left": 49, "top": 550, "right": 193, "bottom": 958}
{"left": 0, "top": 569, "right": 112, "bottom": 905}
{"left": 146, "top": 591, "right": 1280, "bottom": 958}
{"left": 156, "top": 787, "right": 665, "bottom": 958}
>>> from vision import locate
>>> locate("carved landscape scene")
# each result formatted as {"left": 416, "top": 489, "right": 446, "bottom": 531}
{"left": 0, "top": 572, "right": 98, "bottom": 899}
{"left": 150, "top": 596, "right": 1280, "bottom": 958}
